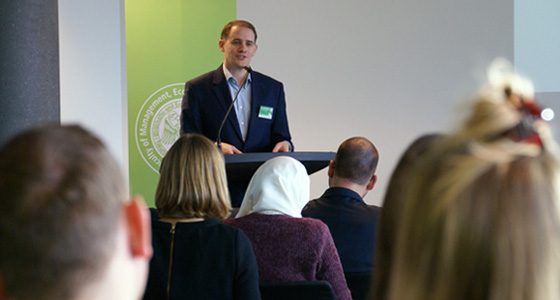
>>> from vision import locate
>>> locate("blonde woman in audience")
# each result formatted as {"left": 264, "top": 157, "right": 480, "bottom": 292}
{"left": 373, "top": 133, "right": 443, "bottom": 300}
{"left": 385, "top": 60, "right": 560, "bottom": 300}
{"left": 226, "top": 156, "right": 353, "bottom": 300}
{"left": 143, "top": 134, "right": 260, "bottom": 300}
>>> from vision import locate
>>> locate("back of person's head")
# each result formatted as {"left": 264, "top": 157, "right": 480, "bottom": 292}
{"left": 391, "top": 139, "right": 560, "bottom": 300}
{"left": 387, "top": 60, "right": 560, "bottom": 300}
{"left": 0, "top": 125, "right": 151, "bottom": 300}
{"left": 381, "top": 134, "right": 444, "bottom": 213}
{"left": 236, "top": 156, "right": 310, "bottom": 218}
{"left": 333, "top": 136, "right": 379, "bottom": 185}
{"left": 373, "top": 133, "right": 444, "bottom": 300}
{"left": 156, "top": 133, "right": 231, "bottom": 220}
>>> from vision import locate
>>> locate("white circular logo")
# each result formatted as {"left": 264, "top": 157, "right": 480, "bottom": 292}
{"left": 135, "top": 83, "right": 183, "bottom": 173}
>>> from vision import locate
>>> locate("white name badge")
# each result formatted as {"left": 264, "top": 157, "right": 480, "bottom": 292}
{"left": 258, "top": 105, "right": 273, "bottom": 120}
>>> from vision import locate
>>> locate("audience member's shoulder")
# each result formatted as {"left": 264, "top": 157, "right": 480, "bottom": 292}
{"left": 301, "top": 199, "right": 320, "bottom": 214}
{"left": 149, "top": 208, "right": 159, "bottom": 220}
{"left": 206, "top": 219, "right": 249, "bottom": 238}
{"left": 149, "top": 208, "right": 168, "bottom": 231}
{"left": 216, "top": 221, "right": 256, "bottom": 248}
{"left": 223, "top": 216, "right": 238, "bottom": 226}
{"left": 184, "top": 219, "right": 250, "bottom": 244}
{"left": 298, "top": 217, "right": 337, "bottom": 245}
{"left": 298, "top": 216, "right": 330, "bottom": 232}
{"left": 218, "top": 221, "right": 245, "bottom": 234}
{"left": 366, "top": 204, "right": 381, "bottom": 215}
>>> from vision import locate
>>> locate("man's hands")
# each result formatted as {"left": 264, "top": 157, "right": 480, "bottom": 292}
{"left": 218, "top": 140, "right": 291, "bottom": 154}
{"left": 272, "top": 140, "right": 292, "bottom": 152}
{"left": 218, "top": 142, "right": 242, "bottom": 154}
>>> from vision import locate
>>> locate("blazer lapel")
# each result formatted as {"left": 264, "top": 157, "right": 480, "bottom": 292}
{"left": 211, "top": 67, "right": 243, "bottom": 142}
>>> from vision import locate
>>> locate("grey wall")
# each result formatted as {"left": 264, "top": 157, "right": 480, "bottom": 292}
{"left": 238, "top": 0, "right": 514, "bottom": 205}
{"left": 58, "top": 0, "right": 128, "bottom": 171}
{"left": 515, "top": 0, "right": 560, "bottom": 148}
{"left": 0, "top": 0, "right": 60, "bottom": 146}
{"left": 515, "top": 0, "right": 560, "bottom": 92}
{"left": 56, "top": 0, "right": 558, "bottom": 205}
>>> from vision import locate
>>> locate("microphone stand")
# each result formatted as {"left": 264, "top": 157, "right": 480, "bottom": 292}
{"left": 216, "top": 66, "right": 252, "bottom": 151}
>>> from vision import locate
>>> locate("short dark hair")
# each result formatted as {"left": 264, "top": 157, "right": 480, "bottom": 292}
{"left": 333, "top": 137, "right": 379, "bottom": 185}
{"left": 0, "top": 125, "right": 126, "bottom": 300}
{"left": 220, "top": 19, "right": 257, "bottom": 41}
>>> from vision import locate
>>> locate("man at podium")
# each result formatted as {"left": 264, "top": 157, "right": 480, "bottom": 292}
{"left": 181, "top": 19, "right": 293, "bottom": 155}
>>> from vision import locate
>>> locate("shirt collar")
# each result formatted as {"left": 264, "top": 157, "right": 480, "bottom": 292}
{"left": 323, "top": 187, "right": 364, "bottom": 203}
{"left": 222, "top": 64, "right": 252, "bottom": 85}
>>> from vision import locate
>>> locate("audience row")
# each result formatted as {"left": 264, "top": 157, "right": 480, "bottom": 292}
{"left": 1, "top": 59, "right": 559, "bottom": 300}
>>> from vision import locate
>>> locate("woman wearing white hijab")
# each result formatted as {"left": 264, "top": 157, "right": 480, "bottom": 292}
{"left": 226, "top": 156, "right": 352, "bottom": 300}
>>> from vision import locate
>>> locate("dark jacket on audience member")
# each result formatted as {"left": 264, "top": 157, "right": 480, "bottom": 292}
{"left": 302, "top": 187, "right": 381, "bottom": 273}
{"left": 143, "top": 208, "right": 261, "bottom": 300}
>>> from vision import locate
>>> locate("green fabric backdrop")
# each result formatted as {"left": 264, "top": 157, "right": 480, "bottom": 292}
{"left": 126, "top": 0, "right": 236, "bottom": 207}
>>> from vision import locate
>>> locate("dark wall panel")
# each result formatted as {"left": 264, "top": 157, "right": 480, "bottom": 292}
{"left": 0, "top": 0, "right": 60, "bottom": 146}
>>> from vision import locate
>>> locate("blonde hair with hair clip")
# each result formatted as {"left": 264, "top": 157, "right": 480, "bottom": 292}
{"left": 387, "top": 60, "right": 560, "bottom": 300}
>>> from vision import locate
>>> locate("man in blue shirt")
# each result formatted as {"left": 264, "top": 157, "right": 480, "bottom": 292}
{"left": 181, "top": 20, "right": 292, "bottom": 154}
{"left": 181, "top": 20, "right": 293, "bottom": 207}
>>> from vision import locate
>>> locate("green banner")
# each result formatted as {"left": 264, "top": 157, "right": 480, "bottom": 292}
{"left": 126, "top": 0, "right": 236, "bottom": 207}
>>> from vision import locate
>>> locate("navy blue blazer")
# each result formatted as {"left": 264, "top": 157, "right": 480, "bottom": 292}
{"left": 181, "top": 65, "right": 292, "bottom": 152}
{"left": 302, "top": 187, "right": 381, "bottom": 273}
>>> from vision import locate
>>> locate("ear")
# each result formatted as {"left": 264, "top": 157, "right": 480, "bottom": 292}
{"left": 327, "top": 160, "right": 335, "bottom": 178}
{"left": 218, "top": 39, "right": 225, "bottom": 52}
{"left": 366, "top": 175, "right": 377, "bottom": 191}
{"left": 124, "top": 196, "right": 152, "bottom": 258}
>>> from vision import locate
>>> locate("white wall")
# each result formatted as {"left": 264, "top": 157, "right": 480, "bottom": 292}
{"left": 58, "top": 0, "right": 128, "bottom": 172}
{"left": 59, "top": 0, "right": 560, "bottom": 206}
{"left": 515, "top": 0, "right": 560, "bottom": 92}
{"left": 514, "top": 0, "right": 560, "bottom": 143}
{"left": 238, "top": 0, "right": 513, "bottom": 205}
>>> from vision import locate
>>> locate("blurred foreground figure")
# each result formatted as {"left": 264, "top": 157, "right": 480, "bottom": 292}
{"left": 386, "top": 59, "right": 560, "bottom": 300}
{"left": 0, "top": 125, "right": 152, "bottom": 300}
{"left": 372, "top": 133, "right": 444, "bottom": 300}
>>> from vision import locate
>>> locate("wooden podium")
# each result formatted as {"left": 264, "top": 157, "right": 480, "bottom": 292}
{"left": 224, "top": 151, "right": 335, "bottom": 207}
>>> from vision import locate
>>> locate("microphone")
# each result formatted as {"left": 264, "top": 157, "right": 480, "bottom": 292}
{"left": 216, "top": 66, "right": 252, "bottom": 151}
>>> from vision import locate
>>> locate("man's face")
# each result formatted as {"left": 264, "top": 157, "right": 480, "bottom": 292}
{"left": 219, "top": 25, "right": 257, "bottom": 71}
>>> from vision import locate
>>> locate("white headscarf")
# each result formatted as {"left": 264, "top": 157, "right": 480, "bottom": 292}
{"left": 236, "top": 156, "right": 310, "bottom": 218}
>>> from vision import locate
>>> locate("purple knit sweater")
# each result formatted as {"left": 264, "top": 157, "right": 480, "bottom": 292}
{"left": 226, "top": 213, "right": 352, "bottom": 300}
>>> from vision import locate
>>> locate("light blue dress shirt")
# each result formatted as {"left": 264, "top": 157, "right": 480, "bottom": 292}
{"left": 224, "top": 66, "right": 252, "bottom": 141}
